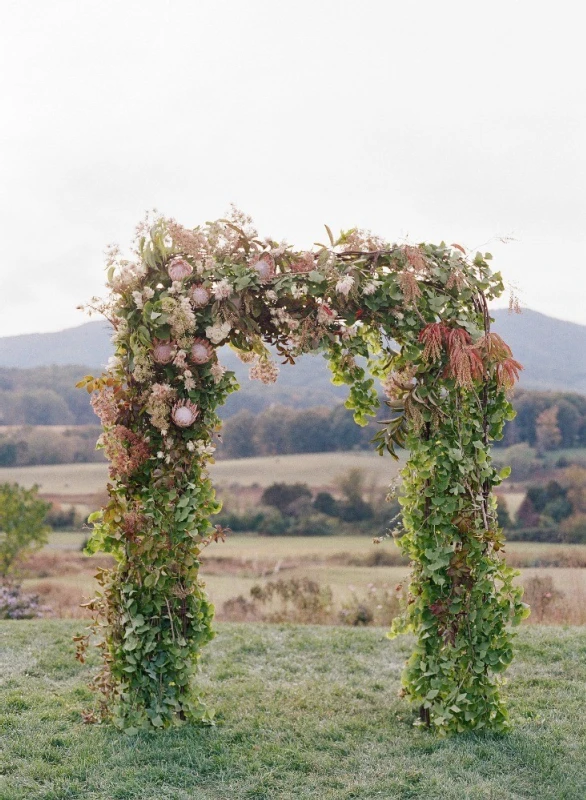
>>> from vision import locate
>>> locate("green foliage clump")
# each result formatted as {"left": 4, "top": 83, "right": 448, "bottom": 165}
{"left": 0, "top": 483, "right": 50, "bottom": 579}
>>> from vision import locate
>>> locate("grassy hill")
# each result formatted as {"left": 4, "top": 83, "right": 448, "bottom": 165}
{"left": 1, "top": 620, "right": 585, "bottom": 799}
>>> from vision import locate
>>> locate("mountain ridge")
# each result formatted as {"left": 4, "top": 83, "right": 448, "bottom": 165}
{"left": 0, "top": 309, "right": 584, "bottom": 395}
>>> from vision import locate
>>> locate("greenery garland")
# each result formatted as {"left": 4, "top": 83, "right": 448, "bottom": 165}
{"left": 77, "top": 210, "right": 527, "bottom": 733}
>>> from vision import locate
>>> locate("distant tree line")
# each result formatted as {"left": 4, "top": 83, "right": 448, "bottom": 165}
{"left": 215, "top": 469, "right": 400, "bottom": 537}
{"left": 1, "top": 366, "right": 585, "bottom": 462}
{"left": 0, "top": 366, "right": 97, "bottom": 425}
{"left": 499, "top": 390, "right": 586, "bottom": 451}
{"left": 506, "top": 466, "right": 586, "bottom": 543}
{"left": 219, "top": 405, "right": 382, "bottom": 458}
{"left": 0, "top": 426, "right": 104, "bottom": 466}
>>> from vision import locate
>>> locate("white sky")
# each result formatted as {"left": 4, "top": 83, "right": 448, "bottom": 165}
{"left": 1, "top": 0, "right": 585, "bottom": 336}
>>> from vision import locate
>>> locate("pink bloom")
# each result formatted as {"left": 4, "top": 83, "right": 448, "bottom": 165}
{"left": 290, "top": 252, "right": 314, "bottom": 273}
{"left": 167, "top": 256, "right": 193, "bottom": 281}
{"left": 250, "top": 253, "right": 275, "bottom": 283}
{"left": 190, "top": 284, "right": 211, "bottom": 308}
{"left": 190, "top": 337, "right": 214, "bottom": 365}
{"left": 152, "top": 340, "right": 175, "bottom": 364}
{"left": 171, "top": 400, "right": 199, "bottom": 428}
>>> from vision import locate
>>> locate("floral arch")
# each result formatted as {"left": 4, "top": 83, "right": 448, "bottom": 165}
{"left": 77, "top": 210, "right": 527, "bottom": 734}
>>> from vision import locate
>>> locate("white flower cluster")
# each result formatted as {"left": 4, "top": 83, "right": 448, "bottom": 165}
{"left": 290, "top": 283, "right": 307, "bottom": 299}
{"left": 212, "top": 279, "right": 232, "bottom": 300}
{"left": 362, "top": 280, "right": 381, "bottom": 296}
{"left": 249, "top": 357, "right": 279, "bottom": 384}
{"left": 205, "top": 320, "right": 232, "bottom": 344}
{"left": 335, "top": 275, "right": 355, "bottom": 296}
{"left": 186, "top": 439, "right": 216, "bottom": 458}
{"left": 270, "top": 306, "right": 299, "bottom": 331}
{"left": 161, "top": 296, "right": 196, "bottom": 338}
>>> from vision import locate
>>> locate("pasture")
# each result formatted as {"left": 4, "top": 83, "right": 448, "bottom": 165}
{"left": 0, "top": 451, "right": 406, "bottom": 496}
{"left": 1, "top": 620, "right": 585, "bottom": 799}
{"left": 20, "top": 533, "right": 586, "bottom": 625}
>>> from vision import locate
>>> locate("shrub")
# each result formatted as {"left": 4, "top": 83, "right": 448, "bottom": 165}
{"left": 250, "top": 578, "right": 334, "bottom": 624}
{"left": 0, "top": 483, "right": 50, "bottom": 579}
{"left": 261, "top": 482, "right": 312, "bottom": 513}
{"left": 0, "top": 584, "right": 48, "bottom": 620}
{"left": 313, "top": 491, "right": 340, "bottom": 516}
{"left": 521, "top": 575, "right": 565, "bottom": 623}
{"left": 286, "top": 513, "right": 339, "bottom": 536}
{"left": 559, "top": 513, "right": 586, "bottom": 544}
{"left": 339, "top": 583, "right": 405, "bottom": 627}
{"left": 45, "top": 503, "right": 79, "bottom": 529}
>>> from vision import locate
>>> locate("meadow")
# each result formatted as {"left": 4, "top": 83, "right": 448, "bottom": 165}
{"left": 4, "top": 452, "right": 585, "bottom": 626}
{"left": 20, "top": 533, "right": 586, "bottom": 626}
{"left": 0, "top": 451, "right": 405, "bottom": 495}
{"left": 1, "top": 620, "right": 585, "bottom": 799}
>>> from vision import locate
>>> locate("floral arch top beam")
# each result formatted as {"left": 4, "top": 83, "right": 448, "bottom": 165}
{"left": 78, "top": 210, "right": 527, "bottom": 734}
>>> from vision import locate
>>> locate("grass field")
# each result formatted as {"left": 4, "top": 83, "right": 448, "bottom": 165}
{"left": 1, "top": 620, "right": 585, "bottom": 799}
{"left": 0, "top": 452, "right": 404, "bottom": 496}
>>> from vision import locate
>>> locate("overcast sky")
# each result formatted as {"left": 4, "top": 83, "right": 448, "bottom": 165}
{"left": 1, "top": 0, "right": 584, "bottom": 337}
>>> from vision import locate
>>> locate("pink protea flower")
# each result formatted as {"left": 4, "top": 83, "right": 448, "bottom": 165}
{"left": 167, "top": 256, "right": 193, "bottom": 281}
{"left": 152, "top": 340, "right": 175, "bottom": 364}
{"left": 250, "top": 253, "right": 275, "bottom": 283}
{"left": 171, "top": 400, "right": 199, "bottom": 428}
{"left": 290, "top": 252, "right": 314, "bottom": 273}
{"left": 190, "top": 337, "right": 214, "bottom": 365}
{"left": 190, "top": 283, "right": 211, "bottom": 308}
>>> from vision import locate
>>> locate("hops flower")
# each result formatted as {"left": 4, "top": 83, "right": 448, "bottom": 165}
{"left": 210, "top": 362, "right": 226, "bottom": 384}
{"left": 171, "top": 400, "right": 199, "bottom": 428}
{"left": 362, "top": 280, "right": 380, "bottom": 296}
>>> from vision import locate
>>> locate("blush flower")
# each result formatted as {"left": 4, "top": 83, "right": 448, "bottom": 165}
{"left": 211, "top": 279, "right": 232, "bottom": 300}
{"left": 152, "top": 340, "right": 175, "bottom": 364}
{"left": 167, "top": 256, "right": 193, "bottom": 281}
{"left": 250, "top": 253, "right": 275, "bottom": 283}
{"left": 190, "top": 338, "right": 214, "bottom": 365}
{"left": 335, "top": 275, "right": 354, "bottom": 296}
{"left": 171, "top": 400, "right": 199, "bottom": 428}
{"left": 190, "top": 284, "right": 211, "bottom": 308}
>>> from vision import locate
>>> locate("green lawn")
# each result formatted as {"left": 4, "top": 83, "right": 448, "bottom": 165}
{"left": 1, "top": 621, "right": 585, "bottom": 799}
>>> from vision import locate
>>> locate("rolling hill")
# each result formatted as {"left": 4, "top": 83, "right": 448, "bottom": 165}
{"left": 0, "top": 310, "right": 584, "bottom": 414}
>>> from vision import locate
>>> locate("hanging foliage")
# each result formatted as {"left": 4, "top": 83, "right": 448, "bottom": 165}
{"left": 76, "top": 210, "right": 527, "bottom": 733}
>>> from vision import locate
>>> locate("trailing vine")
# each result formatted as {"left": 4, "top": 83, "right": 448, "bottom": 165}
{"left": 77, "top": 210, "right": 527, "bottom": 733}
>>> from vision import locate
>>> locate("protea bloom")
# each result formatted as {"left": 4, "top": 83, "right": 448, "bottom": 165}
{"left": 167, "top": 256, "right": 193, "bottom": 281}
{"left": 190, "top": 283, "right": 210, "bottom": 308}
{"left": 152, "top": 340, "right": 175, "bottom": 364}
{"left": 250, "top": 253, "right": 275, "bottom": 282}
{"left": 171, "top": 400, "right": 199, "bottom": 428}
{"left": 190, "top": 337, "right": 214, "bottom": 365}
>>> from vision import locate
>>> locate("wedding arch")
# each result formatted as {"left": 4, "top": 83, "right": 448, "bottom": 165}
{"left": 77, "top": 210, "right": 527, "bottom": 734}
